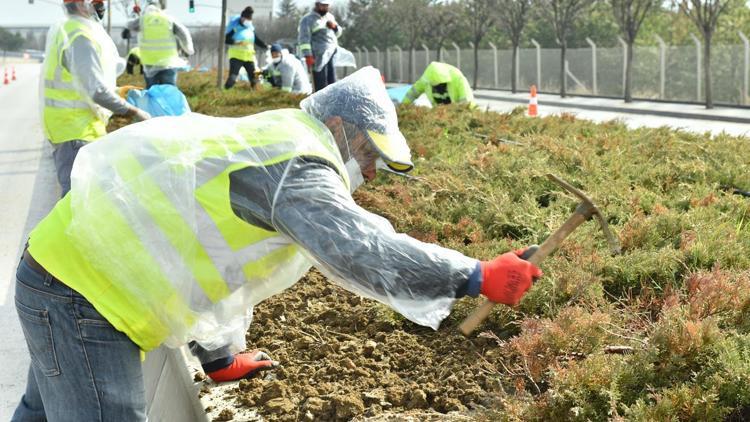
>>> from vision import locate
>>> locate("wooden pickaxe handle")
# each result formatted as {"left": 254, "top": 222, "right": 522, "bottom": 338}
{"left": 458, "top": 206, "right": 592, "bottom": 336}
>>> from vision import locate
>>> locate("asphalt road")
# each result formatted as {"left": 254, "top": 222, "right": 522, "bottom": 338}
{"left": 0, "top": 62, "right": 58, "bottom": 420}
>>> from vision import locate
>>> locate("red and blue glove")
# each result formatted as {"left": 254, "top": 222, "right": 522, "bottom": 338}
{"left": 465, "top": 247, "right": 542, "bottom": 306}
{"left": 205, "top": 350, "right": 278, "bottom": 383}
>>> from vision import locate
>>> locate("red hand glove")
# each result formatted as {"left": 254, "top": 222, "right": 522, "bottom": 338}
{"left": 326, "top": 21, "right": 338, "bottom": 30}
{"left": 305, "top": 55, "right": 315, "bottom": 68}
{"left": 206, "top": 350, "right": 279, "bottom": 383}
{"left": 480, "top": 252, "right": 543, "bottom": 306}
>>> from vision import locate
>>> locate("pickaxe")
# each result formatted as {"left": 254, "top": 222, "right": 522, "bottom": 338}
{"left": 459, "top": 173, "right": 621, "bottom": 335}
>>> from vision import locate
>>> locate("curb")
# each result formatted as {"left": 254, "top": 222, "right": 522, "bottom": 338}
{"left": 474, "top": 94, "right": 750, "bottom": 125}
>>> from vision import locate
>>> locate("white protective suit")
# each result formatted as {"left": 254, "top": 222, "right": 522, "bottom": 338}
{"left": 271, "top": 50, "right": 312, "bottom": 94}
{"left": 297, "top": 10, "right": 343, "bottom": 72}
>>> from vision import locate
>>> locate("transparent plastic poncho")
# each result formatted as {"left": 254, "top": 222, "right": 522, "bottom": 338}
{"left": 65, "top": 68, "right": 474, "bottom": 352}
{"left": 40, "top": 13, "right": 123, "bottom": 126}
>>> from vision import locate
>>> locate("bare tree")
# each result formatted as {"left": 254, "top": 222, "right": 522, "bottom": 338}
{"left": 679, "top": 0, "right": 733, "bottom": 108}
{"left": 610, "top": 0, "right": 658, "bottom": 102}
{"left": 464, "top": 0, "right": 496, "bottom": 89}
{"left": 496, "top": 0, "right": 532, "bottom": 93}
{"left": 539, "top": 0, "right": 594, "bottom": 97}
{"left": 424, "top": 2, "right": 462, "bottom": 61}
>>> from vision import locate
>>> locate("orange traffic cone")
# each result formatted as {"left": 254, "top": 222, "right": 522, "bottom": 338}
{"left": 12, "top": 66, "right": 16, "bottom": 81}
{"left": 528, "top": 85, "right": 538, "bottom": 117}
{"left": 3, "top": 68, "right": 8, "bottom": 85}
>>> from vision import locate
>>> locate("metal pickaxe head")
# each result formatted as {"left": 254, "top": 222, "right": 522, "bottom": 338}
{"left": 546, "top": 174, "right": 621, "bottom": 255}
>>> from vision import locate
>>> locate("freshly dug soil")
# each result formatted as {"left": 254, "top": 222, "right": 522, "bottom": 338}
{"left": 208, "top": 270, "right": 506, "bottom": 421}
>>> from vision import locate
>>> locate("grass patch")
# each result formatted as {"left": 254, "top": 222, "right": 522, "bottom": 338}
{"left": 118, "top": 71, "right": 750, "bottom": 420}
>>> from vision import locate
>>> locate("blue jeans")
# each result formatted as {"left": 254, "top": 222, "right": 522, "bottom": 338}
{"left": 144, "top": 68, "right": 178, "bottom": 88}
{"left": 51, "top": 139, "right": 86, "bottom": 197}
{"left": 11, "top": 259, "right": 146, "bottom": 422}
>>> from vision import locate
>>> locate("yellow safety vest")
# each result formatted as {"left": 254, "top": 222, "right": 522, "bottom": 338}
{"left": 138, "top": 9, "right": 179, "bottom": 66}
{"left": 28, "top": 109, "right": 349, "bottom": 351}
{"left": 42, "top": 19, "right": 107, "bottom": 144}
{"left": 227, "top": 22, "right": 256, "bottom": 62}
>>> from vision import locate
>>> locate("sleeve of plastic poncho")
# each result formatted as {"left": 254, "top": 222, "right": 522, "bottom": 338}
{"left": 330, "top": 13, "right": 343, "bottom": 38}
{"left": 65, "top": 36, "right": 131, "bottom": 115}
{"left": 270, "top": 160, "right": 479, "bottom": 329}
{"left": 402, "top": 77, "right": 427, "bottom": 105}
{"left": 297, "top": 15, "right": 312, "bottom": 56}
{"left": 172, "top": 19, "right": 194, "bottom": 56}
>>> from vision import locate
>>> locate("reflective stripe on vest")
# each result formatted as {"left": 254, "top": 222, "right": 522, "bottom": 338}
{"left": 139, "top": 10, "right": 178, "bottom": 66}
{"left": 28, "top": 110, "right": 349, "bottom": 351}
{"left": 42, "top": 20, "right": 106, "bottom": 143}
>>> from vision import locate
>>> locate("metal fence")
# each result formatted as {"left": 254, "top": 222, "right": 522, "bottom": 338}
{"left": 353, "top": 34, "right": 750, "bottom": 106}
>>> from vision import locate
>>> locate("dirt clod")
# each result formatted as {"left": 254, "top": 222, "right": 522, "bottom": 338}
{"left": 331, "top": 394, "right": 365, "bottom": 419}
{"left": 213, "top": 408, "right": 234, "bottom": 421}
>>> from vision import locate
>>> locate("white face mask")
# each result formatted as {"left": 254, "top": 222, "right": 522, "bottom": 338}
{"left": 344, "top": 158, "right": 365, "bottom": 193}
{"left": 243, "top": 20, "right": 253, "bottom": 28}
{"left": 272, "top": 56, "right": 281, "bottom": 64}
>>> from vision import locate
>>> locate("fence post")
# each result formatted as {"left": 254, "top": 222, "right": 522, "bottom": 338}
{"left": 489, "top": 42, "right": 498, "bottom": 88}
{"left": 410, "top": 48, "right": 416, "bottom": 81}
{"left": 422, "top": 43, "right": 430, "bottom": 69}
{"left": 363, "top": 46, "right": 371, "bottom": 67}
{"left": 385, "top": 47, "right": 391, "bottom": 82}
{"left": 689, "top": 33, "right": 702, "bottom": 102}
{"left": 531, "top": 38, "right": 541, "bottom": 90}
{"left": 617, "top": 36, "right": 627, "bottom": 98}
{"left": 585, "top": 37, "right": 597, "bottom": 95}
{"left": 739, "top": 31, "right": 749, "bottom": 105}
{"left": 452, "top": 42, "right": 461, "bottom": 70}
{"left": 355, "top": 47, "right": 362, "bottom": 69}
{"left": 394, "top": 45, "right": 403, "bottom": 82}
{"left": 373, "top": 46, "right": 381, "bottom": 72}
{"left": 655, "top": 35, "right": 666, "bottom": 100}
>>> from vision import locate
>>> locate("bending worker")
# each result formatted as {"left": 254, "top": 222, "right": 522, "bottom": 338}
{"left": 224, "top": 6, "right": 268, "bottom": 90}
{"left": 265, "top": 43, "right": 312, "bottom": 95}
{"left": 298, "top": 0, "right": 342, "bottom": 91}
{"left": 402, "top": 61, "right": 475, "bottom": 107}
{"left": 12, "top": 67, "right": 541, "bottom": 420}
{"left": 129, "top": 0, "right": 194, "bottom": 87}
{"left": 42, "top": 0, "right": 150, "bottom": 196}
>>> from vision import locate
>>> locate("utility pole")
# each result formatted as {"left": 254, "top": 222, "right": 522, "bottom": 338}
{"left": 217, "top": 0, "right": 227, "bottom": 89}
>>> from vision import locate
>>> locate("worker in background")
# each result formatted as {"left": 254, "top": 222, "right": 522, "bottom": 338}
{"left": 298, "top": 0, "right": 342, "bottom": 91}
{"left": 41, "top": 0, "right": 151, "bottom": 197}
{"left": 129, "top": 0, "right": 194, "bottom": 88}
{"left": 12, "top": 67, "right": 541, "bottom": 419}
{"left": 265, "top": 43, "right": 312, "bottom": 95}
{"left": 402, "top": 61, "right": 475, "bottom": 107}
{"left": 224, "top": 6, "right": 268, "bottom": 90}
{"left": 126, "top": 46, "right": 142, "bottom": 75}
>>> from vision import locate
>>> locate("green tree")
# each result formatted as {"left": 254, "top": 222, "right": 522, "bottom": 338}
{"left": 610, "top": 0, "right": 659, "bottom": 102}
{"left": 496, "top": 0, "right": 533, "bottom": 92}
{"left": 539, "top": 0, "right": 596, "bottom": 96}
{"left": 680, "top": 0, "right": 734, "bottom": 108}
{"left": 277, "top": 0, "right": 300, "bottom": 20}
{"left": 464, "top": 0, "right": 497, "bottom": 89}
{"left": 0, "top": 28, "right": 24, "bottom": 52}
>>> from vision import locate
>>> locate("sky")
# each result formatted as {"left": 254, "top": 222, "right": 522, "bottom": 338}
{"left": 3, "top": 0, "right": 326, "bottom": 27}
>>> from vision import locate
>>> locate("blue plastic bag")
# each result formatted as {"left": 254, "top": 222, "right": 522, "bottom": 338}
{"left": 386, "top": 85, "right": 412, "bottom": 104}
{"left": 126, "top": 84, "right": 191, "bottom": 117}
